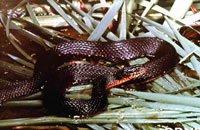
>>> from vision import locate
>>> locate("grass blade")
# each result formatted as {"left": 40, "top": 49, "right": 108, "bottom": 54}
{"left": 88, "top": 0, "right": 124, "bottom": 41}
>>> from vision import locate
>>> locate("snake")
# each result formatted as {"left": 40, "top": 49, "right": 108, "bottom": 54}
{"left": 0, "top": 18, "right": 179, "bottom": 117}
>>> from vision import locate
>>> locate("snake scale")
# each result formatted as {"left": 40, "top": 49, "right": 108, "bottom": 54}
{"left": 0, "top": 18, "right": 179, "bottom": 117}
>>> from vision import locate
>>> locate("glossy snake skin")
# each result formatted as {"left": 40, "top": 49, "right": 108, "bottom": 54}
{"left": 0, "top": 18, "right": 179, "bottom": 117}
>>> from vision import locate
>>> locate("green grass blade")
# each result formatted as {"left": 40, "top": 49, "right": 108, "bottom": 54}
{"left": 47, "top": 0, "right": 83, "bottom": 34}
{"left": 87, "top": 0, "right": 124, "bottom": 41}
{"left": 25, "top": 2, "right": 40, "bottom": 25}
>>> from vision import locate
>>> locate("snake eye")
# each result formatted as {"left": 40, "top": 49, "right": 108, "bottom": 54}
{"left": 126, "top": 69, "right": 136, "bottom": 74}
{"left": 124, "top": 65, "right": 146, "bottom": 76}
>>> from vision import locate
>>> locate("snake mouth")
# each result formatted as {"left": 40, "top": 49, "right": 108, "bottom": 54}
{"left": 105, "top": 67, "right": 147, "bottom": 90}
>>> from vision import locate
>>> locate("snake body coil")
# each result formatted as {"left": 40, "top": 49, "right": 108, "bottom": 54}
{"left": 0, "top": 19, "right": 179, "bottom": 117}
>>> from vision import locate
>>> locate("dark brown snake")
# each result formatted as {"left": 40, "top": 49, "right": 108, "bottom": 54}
{"left": 0, "top": 18, "right": 179, "bottom": 117}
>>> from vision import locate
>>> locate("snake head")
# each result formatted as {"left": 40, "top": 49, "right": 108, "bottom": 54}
{"left": 106, "top": 65, "right": 146, "bottom": 90}
{"left": 122, "top": 65, "right": 147, "bottom": 77}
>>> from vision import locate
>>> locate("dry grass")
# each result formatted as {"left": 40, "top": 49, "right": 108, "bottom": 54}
{"left": 0, "top": 0, "right": 200, "bottom": 129}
